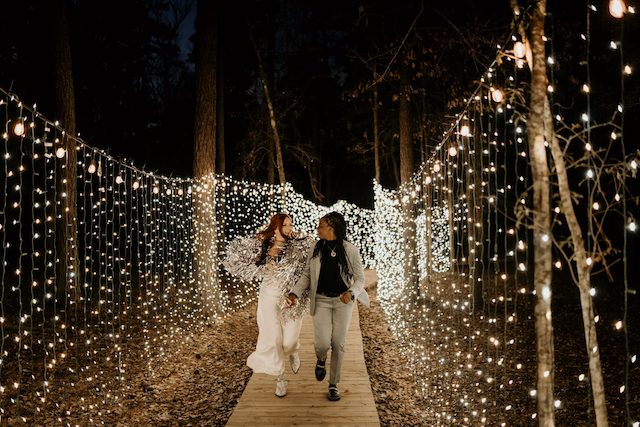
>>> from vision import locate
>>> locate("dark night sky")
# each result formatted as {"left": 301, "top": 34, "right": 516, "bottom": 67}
{"left": 1, "top": 0, "right": 638, "bottom": 208}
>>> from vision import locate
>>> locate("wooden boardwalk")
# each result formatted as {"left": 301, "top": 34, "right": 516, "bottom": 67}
{"left": 226, "top": 271, "right": 380, "bottom": 426}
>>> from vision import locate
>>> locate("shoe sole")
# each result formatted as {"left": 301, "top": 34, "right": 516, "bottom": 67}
{"left": 315, "top": 368, "right": 326, "bottom": 381}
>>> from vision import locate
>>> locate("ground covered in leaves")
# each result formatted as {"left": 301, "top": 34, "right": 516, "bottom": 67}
{"left": 107, "top": 286, "right": 430, "bottom": 426}
{"left": 14, "top": 274, "right": 639, "bottom": 426}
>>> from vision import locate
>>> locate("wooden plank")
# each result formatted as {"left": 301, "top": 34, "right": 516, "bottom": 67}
{"left": 226, "top": 271, "right": 380, "bottom": 426}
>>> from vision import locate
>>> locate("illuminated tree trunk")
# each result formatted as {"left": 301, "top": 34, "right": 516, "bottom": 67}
{"left": 399, "top": 63, "right": 419, "bottom": 296}
{"left": 545, "top": 105, "right": 609, "bottom": 427}
{"left": 50, "top": 0, "right": 80, "bottom": 304}
{"left": 193, "top": 0, "right": 220, "bottom": 319}
{"left": 511, "top": 0, "right": 608, "bottom": 423}
{"left": 527, "top": 2, "right": 555, "bottom": 424}
{"left": 248, "top": 29, "right": 286, "bottom": 203}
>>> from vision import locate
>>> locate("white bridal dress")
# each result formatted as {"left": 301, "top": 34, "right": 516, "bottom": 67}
{"left": 223, "top": 235, "right": 313, "bottom": 376}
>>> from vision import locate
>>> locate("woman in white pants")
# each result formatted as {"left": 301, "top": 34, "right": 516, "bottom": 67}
{"left": 286, "top": 211, "right": 370, "bottom": 401}
{"left": 223, "top": 213, "right": 313, "bottom": 397}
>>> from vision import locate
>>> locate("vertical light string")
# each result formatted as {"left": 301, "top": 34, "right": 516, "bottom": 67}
{"left": 1, "top": 99, "right": 9, "bottom": 410}
{"left": 618, "top": 11, "right": 631, "bottom": 425}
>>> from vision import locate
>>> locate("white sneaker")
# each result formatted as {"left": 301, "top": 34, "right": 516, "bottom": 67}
{"left": 275, "top": 377, "right": 288, "bottom": 397}
{"left": 289, "top": 353, "right": 300, "bottom": 374}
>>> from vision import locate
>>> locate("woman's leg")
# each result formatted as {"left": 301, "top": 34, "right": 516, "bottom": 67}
{"left": 328, "top": 300, "right": 354, "bottom": 386}
{"left": 312, "top": 295, "right": 333, "bottom": 361}
{"left": 247, "top": 290, "right": 285, "bottom": 376}
{"left": 281, "top": 316, "right": 303, "bottom": 356}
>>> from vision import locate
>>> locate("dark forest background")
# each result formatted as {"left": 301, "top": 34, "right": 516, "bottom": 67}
{"left": 1, "top": 0, "right": 638, "bottom": 208}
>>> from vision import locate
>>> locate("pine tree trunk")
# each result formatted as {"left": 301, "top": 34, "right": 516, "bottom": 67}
{"left": 193, "top": 0, "right": 220, "bottom": 319}
{"left": 216, "top": 19, "right": 226, "bottom": 175}
{"left": 399, "top": 64, "right": 419, "bottom": 296}
{"left": 50, "top": 0, "right": 80, "bottom": 305}
{"left": 527, "top": 2, "right": 555, "bottom": 424}
{"left": 373, "top": 77, "right": 381, "bottom": 183}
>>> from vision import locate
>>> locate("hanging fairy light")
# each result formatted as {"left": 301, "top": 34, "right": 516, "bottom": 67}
{"left": 491, "top": 88, "right": 504, "bottom": 103}
{"left": 449, "top": 145, "right": 458, "bottom": 156}
{"left": 460, "top": 125, "right": 470, "bottom": 137}
{"left": 513, "top": 41, "right": 526, "bottom": 58}
{"left": 87, "top": 160, "right": 97, "bottom": 174}
{"left": 13, "top": 120, "right": 25, "bottom": 136}
{"left": 609, "top": 0, "right": 626, "bottom": 18}
{"left": 55, "top": 146, "right": 66, "bottom": 158}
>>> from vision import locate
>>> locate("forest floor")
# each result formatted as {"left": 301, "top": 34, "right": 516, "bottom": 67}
{"left": 11, "top": 272, "right": 640, "bottom": 426}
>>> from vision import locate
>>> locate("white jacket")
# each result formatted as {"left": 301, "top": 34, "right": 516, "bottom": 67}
{"left": 290, "top": 240, "right": 370, "bottom": 315}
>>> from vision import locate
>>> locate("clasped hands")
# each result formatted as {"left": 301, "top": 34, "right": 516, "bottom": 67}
{"left": 285, "top": 291, "right": 352, "bottom": 307}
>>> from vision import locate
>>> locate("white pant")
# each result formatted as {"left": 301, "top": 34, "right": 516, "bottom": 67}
{"left": 313, "top": 294, "right": 354, "bottom": 385}
{"left": 247, "top": 286, "right": 303, "bottom": 376}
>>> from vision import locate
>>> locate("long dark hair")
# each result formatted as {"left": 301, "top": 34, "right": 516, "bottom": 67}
{"left": 312, "top": 211, "right": 351, "bottom": 278}
{"left": 255, "top": 213, "right": 291, "bottom": 266}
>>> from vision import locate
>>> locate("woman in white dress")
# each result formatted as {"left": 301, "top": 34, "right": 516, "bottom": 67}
{"left": 223, "top": 213, "right": 313, "bottom": 397}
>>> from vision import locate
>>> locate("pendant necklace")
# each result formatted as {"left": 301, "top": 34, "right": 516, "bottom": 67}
{"left": 327, "top": 242, "right": 338, "bottom": 257}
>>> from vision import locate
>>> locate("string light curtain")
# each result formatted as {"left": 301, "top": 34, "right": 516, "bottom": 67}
{"left": 0, "top": 89, "right": 378, "bottom": 423}
{"left": 372, "top": 4, "right": 640, "bottom": 422}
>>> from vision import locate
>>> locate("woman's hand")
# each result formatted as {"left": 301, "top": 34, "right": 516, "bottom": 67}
{"left": 340, "top": 291, "right": 353, "bottom": 304}
{"left": 285, "top": 293, "right": 298, "bottom": 307}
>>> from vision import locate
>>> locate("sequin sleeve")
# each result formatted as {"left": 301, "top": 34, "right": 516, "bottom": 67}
{"left": 222, "top": 236, "right": 263, "bottom": 282}
{"left": 278, "top": 236, "right": 316, "bottom": 323}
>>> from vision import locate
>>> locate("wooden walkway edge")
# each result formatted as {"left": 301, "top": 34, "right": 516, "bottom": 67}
{"left": 226, "top": 271, "right": 380, "bottom": 426}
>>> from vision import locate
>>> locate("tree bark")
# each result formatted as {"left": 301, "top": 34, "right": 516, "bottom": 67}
{"left": 399, "top": 63, "right": 419, "bottom": 296}
{"left": 373, "top": 72, "right": 381, "bottom": 183}
{"left": 193, "top": 0, "right": 220, "bottom": 319}
{"left": 527, "top": 2, "right": 555, "bottom": 424}
{"left": 546, "top": 104, "right": 609, "bottom": 427}
{"left": 511, "top": 0, "right": 608, "bottom": 423}
{"left": 50, "top": 0, "right": 80, "bottom": 305}
{"left": 216, "top": 16, "right": 225, "bottom": 175}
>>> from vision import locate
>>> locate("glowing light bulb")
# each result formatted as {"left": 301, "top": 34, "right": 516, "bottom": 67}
{"left": 433, "top": 163, "right": 441, "bottom": 173}
{"left": 513, "top": 41, "right": 525, "bottom": 58}
{"left": 115, "top": 176, "right": 124, "bottom": 185}
{"left": 609, "top": 0, "right": 626, "bottom": 18}
{"left": 449, "top": 146, "right": 458, "bottom": 156}
{"left": 87, "top": 161, "right": 97, "bottom": 174}
{"left": 55, "top": 147, "right": 66, "bottom": 158}
{"left": 132, "top": 180, "right": 140, "bottom": 190}
{"left": 460, "top": 125, "right": 470, "bottom": 136}
{"left": 13, "top": 121, "right": 25, "bottom": 136}
{"left": 491, "top": 88, "right": 504, "bottom": 103}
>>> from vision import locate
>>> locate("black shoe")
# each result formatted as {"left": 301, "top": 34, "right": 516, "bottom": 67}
{"left": 328, "top": 385, "right": 341, "bottom": 401}
{"left": 315, "top": 360, "right": 326, "bottom": 381}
